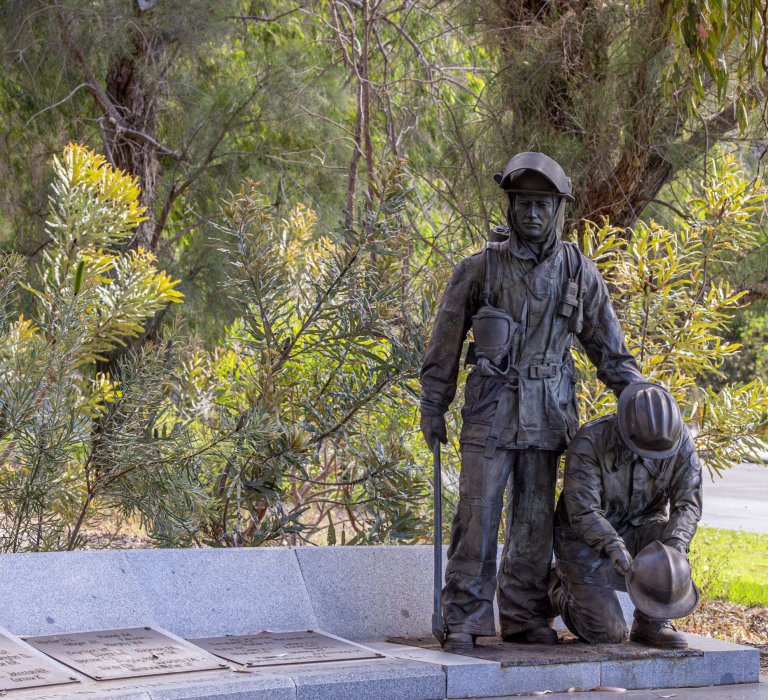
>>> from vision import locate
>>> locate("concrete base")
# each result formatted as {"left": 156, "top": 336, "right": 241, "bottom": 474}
{"left": 375, "top": 634, "right": 759, "bottom": 698}
{"left": 0, "top": 546, "right": 760, "bottom": 699}
{"left": 0, "top": 633, "right": 757, "bottom": 699}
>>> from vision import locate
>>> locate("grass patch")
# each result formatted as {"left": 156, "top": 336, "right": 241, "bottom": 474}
{"left": 689, "top": 526, "right": 768, "bottom": 606}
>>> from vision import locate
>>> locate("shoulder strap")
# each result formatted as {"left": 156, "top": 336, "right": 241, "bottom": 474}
{"left": 482, "top": 244, "right": 495, "bottom": 306}
{"left": 565, "top": 242, "right": 583, "bottom": 285}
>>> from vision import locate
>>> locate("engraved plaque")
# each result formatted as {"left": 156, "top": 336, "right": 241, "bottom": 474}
{"left": 0, "top": 633, "right": 78, "bottom": 691}
{"left": 26, "top": 627, "right": 227, "bottom": 680}
{"left": 191, "top": 630, "right": 384, "bottom": 667}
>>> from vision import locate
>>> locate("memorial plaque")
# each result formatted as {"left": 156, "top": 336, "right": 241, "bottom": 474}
{"left": 25, "top": 627, "right": 227, "bottom": 681}
{"left": 192, "top": 630, "right": 384, "bottom": 667}
{"left": 0, "top": 633, "right": 78, "bottom": 691}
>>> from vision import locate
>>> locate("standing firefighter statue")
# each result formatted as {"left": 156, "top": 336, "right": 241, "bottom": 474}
{"left": 420, "top": 152, "right": 644, "bottom": 652}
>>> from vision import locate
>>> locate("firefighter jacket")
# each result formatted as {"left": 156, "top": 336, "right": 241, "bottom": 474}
{"left": 420, "top": 231, "right": 643, "bottom": 453}
{"left": 554, "top": 415, "right": 703, "bottom": 572}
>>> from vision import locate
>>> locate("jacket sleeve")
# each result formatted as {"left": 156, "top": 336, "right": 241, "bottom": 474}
{"left": 577, "top": 256, "right": 644, "bottom": 396}
{"left": 563, "top": 428, "right": 624, "bottom": 554}
{"left": 661, "top": 429, "right": 703, "bottom": 552}
{"left": 419, "top": 254, "right": 482, "bottom": 414}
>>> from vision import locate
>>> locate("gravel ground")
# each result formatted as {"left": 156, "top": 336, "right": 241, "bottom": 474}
{"left": 80, "top": 531, "right": 158, "bottom": 549}
{"left": 679, "top": 597, "right": 768, "bottom": 673}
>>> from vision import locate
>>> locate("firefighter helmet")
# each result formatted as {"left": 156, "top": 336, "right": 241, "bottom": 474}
{"left": 617, "top": 382, "right": 684, "bottom": 459}
{"left": 494, "top": 152, "right": 574, "bottom": 201}
{"left": 626, "top": 540, "right": 699, "bottom": 619}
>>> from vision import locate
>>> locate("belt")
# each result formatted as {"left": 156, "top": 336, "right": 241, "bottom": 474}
{"left": 484, "top": 362, "right": 563, "bottom": 459}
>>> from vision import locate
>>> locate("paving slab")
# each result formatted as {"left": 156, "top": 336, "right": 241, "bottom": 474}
{"left": 388, "top": 634, "right": 702, "bottom": 665}
{"left": 283, "top": 656, "right": 445, "bottom": 700}
{"left": 600, "top": 633, "right": 760, "bottom": 689}
{"left": 124, "top": 548, "right": 316, "bottom": 638}
{"left": 0, "top": 668, "right": 295, "bottom": 700}
{"left": 371, "top": 640, "right": 599, "bottom": 698}
{"left": 0, "top": 551, "right": 152, "bottom": 635}
{"left": 145, "top": 670, "right": 296, "bottom": 700}
{"left": 491, "top": 676, "right": 768, "bottom": 699}
{"left": 380, "top": 632, "right": 758, "bottom": 698}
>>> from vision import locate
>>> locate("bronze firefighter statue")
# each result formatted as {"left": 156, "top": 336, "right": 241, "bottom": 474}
{"left": 550, "top": 382, "right": 702, "bottom": 649}
{"left": 420, "top": 152, "right": 643, "bottom": 652}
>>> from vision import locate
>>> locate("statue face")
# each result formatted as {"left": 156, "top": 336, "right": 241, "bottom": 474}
{"left": 513, "top": 193, "right": 556, "bottom": 243}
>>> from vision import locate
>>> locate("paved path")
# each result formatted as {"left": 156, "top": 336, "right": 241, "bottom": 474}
{"left": 493, "top": 677, "right": 768, "bottom": 699}
{"left": 700, "top": 461, "right": 768, "bottom": 533}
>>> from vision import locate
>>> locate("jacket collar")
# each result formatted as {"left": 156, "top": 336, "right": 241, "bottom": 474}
{"left": 606, "top": 418, "right": 663, "bottom": 477}
{"left": 504, "top": 228, "right": 562, "bottom": 264}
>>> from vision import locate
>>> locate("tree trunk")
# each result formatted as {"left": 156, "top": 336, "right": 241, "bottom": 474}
{"left": 481, "top": 0, "right": 740, "bottom": 236}
{"left": 103, "top": 21, "right": 166, "bottom": 251}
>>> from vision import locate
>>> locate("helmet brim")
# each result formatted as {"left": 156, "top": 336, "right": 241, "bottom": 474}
{"left": 502, "top": 170, "right": 575, "bottom": 201}
{"left": 626, "top": 569, "right": 700, "bottom": 620}
{"left": 617, "top": 381, "right": 683, "bottom": 459}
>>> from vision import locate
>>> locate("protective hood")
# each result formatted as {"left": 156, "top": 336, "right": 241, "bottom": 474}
{"left": 505, "top": 195, "right": 566, "bottom": 255}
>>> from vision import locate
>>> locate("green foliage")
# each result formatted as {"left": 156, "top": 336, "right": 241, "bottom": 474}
{"left": 690, "top": 526, "right": 768, "bottom": 606}
{"left": 664, "top": 0, "right": 765, "bottom": 120}
{"left": 24, "top": 145, "right": 183, "bottom": 364}
{"left": 575, "top": 156, "right": 768, "bottom": 475}
{"left": 0, "top": 143, "right": 436, "bottom": 550}
{"left": 0, "top": 144, "right": 192, "bottom": 551}
{"left": 170, "top": 164, "right": 431, "bottom": 546}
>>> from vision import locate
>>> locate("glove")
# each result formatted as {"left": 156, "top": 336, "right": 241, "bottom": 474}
{"left": 663, "top": 537, "right": 689, "bottom": 557}
{"left": 604, "top": 540, "right": 633, "bottom": 576}
{"left": 420, "top": 412, "right": 447, "bottom": 450}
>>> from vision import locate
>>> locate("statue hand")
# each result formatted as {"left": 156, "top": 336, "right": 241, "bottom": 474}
{"left": 663, "top": 537, "right": 689, "bottom": 557}
{"left": 420, "top": 412, "right": 447, "bottom": 450}
{"left": 605, "top": 541, "right": 633, "bottom": 576}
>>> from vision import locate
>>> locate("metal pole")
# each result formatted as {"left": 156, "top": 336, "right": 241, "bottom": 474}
{"left": 431, "top": 440, "right": 444, "bottom": 644}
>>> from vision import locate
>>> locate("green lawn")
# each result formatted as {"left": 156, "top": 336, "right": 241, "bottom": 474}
{"left": 689, "top": 526, "right": 768, "bottom": 607}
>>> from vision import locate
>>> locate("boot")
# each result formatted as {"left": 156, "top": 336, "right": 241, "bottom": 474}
{"left": 502, "top": 626, "right": 558, "bottom": 645}
{"left": 546, "top": 570, "right": 563, "bottom": 619}
{"left": 442, "top": 632, "right": 475, "bottom": 653}
{"left": 630, "top": 618, "right": 688, "bottom": 649}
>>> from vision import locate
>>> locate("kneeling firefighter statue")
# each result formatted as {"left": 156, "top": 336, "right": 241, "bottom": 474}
{"left": 420, "top": 152, "right": 644, "bottom": 652}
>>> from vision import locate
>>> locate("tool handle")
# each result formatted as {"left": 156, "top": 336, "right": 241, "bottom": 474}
{"left": 432, "top": 441, "right": 444, "bottom": 643}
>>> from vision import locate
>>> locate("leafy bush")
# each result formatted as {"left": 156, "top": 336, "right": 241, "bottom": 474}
{"left": 0, "top": 144, "right": 190, "bottom": 551}
{"left": 0, "top": 145, "right": 431, "bottom": 550}
{"left": 172, "top": 167, "right": 430, "bottom": 546}
{"left": 574, "top": 155, "right": 768, "bottom": 475}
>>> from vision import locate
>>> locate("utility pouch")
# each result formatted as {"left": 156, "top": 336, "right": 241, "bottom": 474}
{"left": 558, "top": 279, "right": 579, "bottom": 318}
{"left": 568, "top": 288, "right": 585, "bottom": 333}
{"left": 561, "top": 243, "right": 585, "bottom": 334}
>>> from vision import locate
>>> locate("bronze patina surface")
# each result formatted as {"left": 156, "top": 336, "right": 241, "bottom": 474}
{"left": 0, "top": 633, "right": 78, "bottom": 691}
{"left": 420, "top": 152, "right": 644, "bottom": 646}
{"left": 387, "top": 633, "right": 702, "bottom": 666}
{"left": 192, "top": 630, "right": 384, "bottom": 667}
{"left": 25, "top": 627, "right": 226, "bottom": 680}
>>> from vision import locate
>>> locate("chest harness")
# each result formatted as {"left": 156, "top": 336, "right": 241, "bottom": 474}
{"left": 467, "top": 240, "right": 585, "bottom": 455}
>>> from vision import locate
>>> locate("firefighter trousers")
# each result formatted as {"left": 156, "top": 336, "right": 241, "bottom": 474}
{"left": 442, "top": 445, "right": 560, "bottom": 637}
{"left": 552, "top": 520, "right": 667, "bottom": 643}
